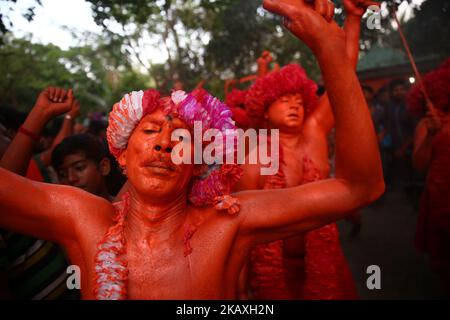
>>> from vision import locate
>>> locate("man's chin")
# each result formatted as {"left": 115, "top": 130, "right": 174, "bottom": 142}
{"left": 132, "top": 181, "right": 183, "bottom": 199}
{"left": 280, "top": 122, "right": 303, "bottom": 131}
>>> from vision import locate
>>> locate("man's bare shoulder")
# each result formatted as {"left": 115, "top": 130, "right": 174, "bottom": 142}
{"left": 48, "top": 184, "right": 115, "bottom": 226}
{"left": 186, "top": 203, "right": 243, "bottom": 237}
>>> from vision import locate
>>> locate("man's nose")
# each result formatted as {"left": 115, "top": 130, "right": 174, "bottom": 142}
{"left": 67, "top": 168, "right": 80, "bottom": 185}
{"left": 153, "top": 126, "right": 173, "bottom": 153}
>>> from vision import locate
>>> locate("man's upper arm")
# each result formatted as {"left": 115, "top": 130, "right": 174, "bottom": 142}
{"left": 235, "top": 177, "right": 376, "bottom": 245}
{"left": 0, "top": 167, "right": 111, "bottom": 243}
{"left": 306, "top": 94, "right": 335, "bottom": 135}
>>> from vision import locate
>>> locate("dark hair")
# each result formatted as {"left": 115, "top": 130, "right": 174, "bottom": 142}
{"left": 389, "top": 79, "right": 408, "bottom": 93}
{"left": 376, "top": 85, "right": 388, "bottom": 94}
{"left": 51, "top": 133, "right": 108, "bottom": 169}
{"left": 0, "top": 107, "right": 27, "bottom": 131}
{"left": 316, "top": 85, "right": 326, "bottom": 97}
{"left": 88, "top": 120, "right": 108, "bottom": 137}
{"left": 361, "top": 85, "right": 374, "bottom": 95}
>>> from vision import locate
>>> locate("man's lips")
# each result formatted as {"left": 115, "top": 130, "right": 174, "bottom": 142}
{"left": 143, "top": 161, "right": 176, "bottom": 172}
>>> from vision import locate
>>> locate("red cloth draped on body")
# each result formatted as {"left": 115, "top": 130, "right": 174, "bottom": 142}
{"left": 249, "top": 155, "right": 357, "bottom": 299}
{"left": 415, "top": 130, "right": 450, "bottom": 272}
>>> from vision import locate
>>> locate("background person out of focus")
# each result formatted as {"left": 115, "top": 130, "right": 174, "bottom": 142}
{"left": 409, "top": 59, "right": 450, "bottom": 294}
{"left": 1, "top": 87, "right": 125, "bottom": 299}
{"left": 51, "top": 133, "right": 125, "bottom": 201}
{"left": 375, "top": 86, "right": 390, "bottom": 111}
{"left": 0, "top": 88, "right": 80, "bottom": 299}
{"left": 363, "top": 85, "right": 386, "bottom": 144}
{"left": 383, "top": 79, "right": 418, "bottom": 191}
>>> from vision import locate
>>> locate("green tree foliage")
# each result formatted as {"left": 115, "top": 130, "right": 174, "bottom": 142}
{"left": 85, "top": 0, "right": 324, "bottom": 95}
{"left": 389, "top": 0, "right": 450, "bottom": 59}
{"left": 84, "top": 0, "right": 434, "bottom": 94}
{"left": 0, "top": 0, "right": 447, "bottom": 111}
{"left": 0, "top": 35, "right": 150, "bottom": 113}
{"left": 0, "top": 36, "right": 71, "bottom": 110}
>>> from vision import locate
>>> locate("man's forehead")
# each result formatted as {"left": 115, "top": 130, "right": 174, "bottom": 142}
{"left": 286, "top": 93, "right": 303, "bottom": 99}
{"left": 278, "top": 93, "right": 303, "bottom": 101}
{"left": 139, "top": 109, "right": 188, "bottom": 127}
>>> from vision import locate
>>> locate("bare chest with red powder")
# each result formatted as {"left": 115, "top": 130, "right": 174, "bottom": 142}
{"left": 72, "top": 214, "right": 242, "bottom": 299}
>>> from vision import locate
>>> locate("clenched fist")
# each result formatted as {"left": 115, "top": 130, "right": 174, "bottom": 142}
{"left": 34, "top": 87, "right": 74, "bottom": 121}
{"left": 263, "top": 0, "right": 345, "bottom": 54}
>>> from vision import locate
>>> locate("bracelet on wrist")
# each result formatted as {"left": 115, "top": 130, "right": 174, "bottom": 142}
{"left": 18, "top": 125, "right": 41, "bottom": 142}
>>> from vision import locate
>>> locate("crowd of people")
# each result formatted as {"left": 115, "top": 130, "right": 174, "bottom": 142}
{"left": 0, "top": 92, "right": 126, "bottom": 299}
{"left": 363, "top": 80, "right": 419, "bottom": 193}
{"left": 360, "top": 62, "right": 450, "bottom": 292}
{"left": 0, "top": 0, "right": 448, "bottom": 300}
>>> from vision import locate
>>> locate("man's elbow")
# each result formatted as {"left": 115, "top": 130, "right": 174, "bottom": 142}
{"left": 369, "top": 179, "right": 386, "bottom": 203}
{"left": 357, "top": 178, "right": 386, "bottom": 207}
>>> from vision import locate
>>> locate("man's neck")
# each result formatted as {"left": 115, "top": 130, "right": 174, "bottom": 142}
{"left": 278, "top": 130, "right": 304, "bottom": 150}
{"left": 125, "top": 189, "right": 188, "bottom": 244}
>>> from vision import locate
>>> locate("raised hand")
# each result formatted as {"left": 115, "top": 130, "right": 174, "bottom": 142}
{"left": 68, "top": 99, "right": 81, "bottom": 119}
{"left": 263, "top": 0, "right": 344, "bottom": 54}
{"left": 224, "top": 79, "right": 239, "bottom": 95}
{"left": 257, "top": 51, "right": 274, "bottom": 77}
{"left": 344, "top": 0, "right": 379, "bottom": 17}
{"left": 257, "top": 51, "right": 273, "bottom": 67}
{"left": 34, "top": 87, "right": 74, "bottom": 121}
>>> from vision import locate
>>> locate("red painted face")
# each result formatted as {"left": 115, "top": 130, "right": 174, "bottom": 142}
{"left": 119, "top": 108, "right": 194, "bottom": 202}
{"left": 266, "top": 93, "right": 305, "bottom": 131}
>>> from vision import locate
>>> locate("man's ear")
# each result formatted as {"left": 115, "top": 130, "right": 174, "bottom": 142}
{"left": 99, "top": 158, "right": 111, "bottom": 176}
{"left": 118, "top": 150, "right": 127, "bottom": 168}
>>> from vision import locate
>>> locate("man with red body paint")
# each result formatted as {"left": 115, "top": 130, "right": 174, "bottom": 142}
{"left": 0, "top": 0, "right": 384, "bottom": 299}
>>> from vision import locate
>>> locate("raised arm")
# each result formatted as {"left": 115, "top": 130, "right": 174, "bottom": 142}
{"left": 235, "top": 0, "right": 384, "bottom": 245}
{"left": 0, "top": 87, "right": 75, "bottom": 175}
{"left": 224, "top": 79, "right": 239, "bottom": 96}
{"left": 39, "top": 99, "right": 80, "bottom": 167}
{"left": 224, "top": 51, "right": 274, "bottom": 96}
{"left": 305, "top": 0, "right": 377, "bottom": 135}
{"left": 344, "top": 0, "right": 378, "bottom": 69}
{"left": 0, "top": 166, "right": 113, "bottom": 244}
{"left": 257, "top": 51, "right": 274, "bottom": 78}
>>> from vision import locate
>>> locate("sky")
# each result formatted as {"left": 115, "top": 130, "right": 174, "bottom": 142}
{"left": 0, "top": 0, "right": 169, "bottom": 64}
{"left": 1, "top": 0, "right": 427, "bottom": 65}
{"left": 1, "top": 0, "right": 101, "bottom": 49}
